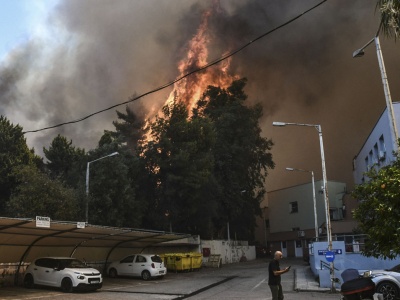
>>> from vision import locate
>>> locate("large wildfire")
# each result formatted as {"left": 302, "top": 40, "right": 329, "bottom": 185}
{"left": 162, "top": 4, "right": 238, "bottom": 116}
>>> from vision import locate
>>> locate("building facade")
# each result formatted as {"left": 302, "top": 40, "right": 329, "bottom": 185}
{"left": 255, "top": 180, "right": 358, "bottom": 258}
{"left": 353, "top": 102, "right": 400, "bottom": 184}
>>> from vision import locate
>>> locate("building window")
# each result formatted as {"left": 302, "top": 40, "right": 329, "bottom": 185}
{"left": 379, "top": 135, "right": 386, "bottom": 162}
{"left": 265, "top": 219, "right": 270, "bottom": 229}
{"left": 374, "top": 143, "right": 379, "bottom": 164}
{"left": 369, "top": 150, "right": 374, "bottom": 167}
{"left": 289, "top": 201, "right": 298, "bottom": 213}
{"left": 379, "top": 135, "right": 386, "bottom": 152}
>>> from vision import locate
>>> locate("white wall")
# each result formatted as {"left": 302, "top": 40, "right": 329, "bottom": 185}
{"left": 201, "top": 240, "right": 256, "bottom": 265}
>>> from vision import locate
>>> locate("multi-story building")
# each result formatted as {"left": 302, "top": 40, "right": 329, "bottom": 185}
{"left": 254, "top": 103, "right": 400, "bottom": 258}
{"left": 353, "top": 102, "right": 400, "bottom": 185}
{"left": 261, "top": 180, "right": 359, "bottom": 258}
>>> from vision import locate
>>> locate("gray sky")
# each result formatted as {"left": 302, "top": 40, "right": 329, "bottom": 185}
{"left": 0, "top": 0, "right": 399, "bottom": 193}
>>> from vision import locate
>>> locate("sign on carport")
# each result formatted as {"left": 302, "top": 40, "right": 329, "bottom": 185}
{"left": 36, "top": 216, "right": 50, "bottom": 228}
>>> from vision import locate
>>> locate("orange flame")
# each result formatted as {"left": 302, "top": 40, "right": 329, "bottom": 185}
{"left": 165, "top": 6, "right": 238, "bottom": 113}
{"left": 144, "top": 3, "right": 238, "bottom": 143}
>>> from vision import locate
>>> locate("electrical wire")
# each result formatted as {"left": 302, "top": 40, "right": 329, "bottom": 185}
{"left": 23, "top": 0, "right": 328, "bottom": 134}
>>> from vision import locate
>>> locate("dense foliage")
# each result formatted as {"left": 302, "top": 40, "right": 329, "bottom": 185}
{"left": 377, "top": 0, "right": 400, "bottom": 40}
{"left": 352, "top": 151, "right": 400, "bottom": 259}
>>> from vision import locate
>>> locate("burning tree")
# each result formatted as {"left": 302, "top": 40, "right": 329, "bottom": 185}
{"left": 139, "top": 78, "right": 274, "bottom": 240}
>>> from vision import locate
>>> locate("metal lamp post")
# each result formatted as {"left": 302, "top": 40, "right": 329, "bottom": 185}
{"left": 286, "top": 167, "right": 319, "bottom": 240}
{"left": 273, "top": 121, "right": 335, "bottom": 291}
{"left": 353, "top": 32, "right": 398, "bottom": 151}
{"left": 85, "top": 152, "right": 119, "bottom": 223}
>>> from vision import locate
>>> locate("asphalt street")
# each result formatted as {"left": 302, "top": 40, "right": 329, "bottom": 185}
{"left": 0, "top": 258, "right": 350, "bottom": 300}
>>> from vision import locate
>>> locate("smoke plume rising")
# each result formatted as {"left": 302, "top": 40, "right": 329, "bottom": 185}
{"left": 0, "top": 0, "right": 399, "bottom": 192}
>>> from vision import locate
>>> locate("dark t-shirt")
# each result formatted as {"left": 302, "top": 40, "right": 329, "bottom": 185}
{"left": 268, "top": 259, "right": 281, "bottom": 285}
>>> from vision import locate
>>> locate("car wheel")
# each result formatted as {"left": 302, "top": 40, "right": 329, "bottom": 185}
{"left": 376, "top": 281, "right": 400, "bottom": 300}
{"left": 109, "top": 268, "right": 118, "bottom": 278}
{"left": 61, "top": 277, "right": 73, "bottom": 293}
{"left": 23, "top": 274, "right": 35, "bottom": 289}
{"left": 141, "top": 270, "right": 151, "bottom": 281}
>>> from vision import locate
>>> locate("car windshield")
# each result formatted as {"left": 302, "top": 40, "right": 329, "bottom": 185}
{"left": 151, "top": 255, "right": 162, "bottom": 263}
{"left": 388, "top": 264, "right": 400, "bottom": 272}
{"left": 60, "top": 259, "right": 86, "bottom": 268}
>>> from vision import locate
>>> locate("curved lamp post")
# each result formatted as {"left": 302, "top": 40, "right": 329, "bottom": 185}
{"left": 286, "top": 167, "right": 318, "bottom": 240}
{"left": 353, "top": 30, "right": 398, "bottom": 151}
{"left": 273, "top": 121, "right": 335, "bottom": 292}
{"left": 85, "top": 152, "right": 119, "bottom": 223}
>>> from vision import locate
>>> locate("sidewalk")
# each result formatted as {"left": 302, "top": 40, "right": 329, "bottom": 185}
{"left": 293, "top": 260, "right": 383, "bottom": 300}
{"left": 294, "top": 263, "right": 330, "bottom": 292}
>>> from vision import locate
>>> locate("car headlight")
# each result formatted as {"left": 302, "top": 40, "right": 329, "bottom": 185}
{"left": 75, "top": 272, "right": 85, "bottom": 280}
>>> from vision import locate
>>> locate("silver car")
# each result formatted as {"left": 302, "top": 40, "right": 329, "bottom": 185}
{"left": 107, "top": 254, "right": 166, "bottom": 280}
{"left": 364, "top": 264, "right": 400, "bottom": 300}
{"left": 23, "top": 257, "right": 102, "bottom": 292}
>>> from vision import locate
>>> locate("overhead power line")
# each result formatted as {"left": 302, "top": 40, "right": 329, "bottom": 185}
{"left": 23, "top": 0, "right": 327, "bottom": 134}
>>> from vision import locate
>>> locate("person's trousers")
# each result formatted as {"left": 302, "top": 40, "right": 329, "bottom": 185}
{"left": 269, "top": 284, "right": 284, "bottom": 300}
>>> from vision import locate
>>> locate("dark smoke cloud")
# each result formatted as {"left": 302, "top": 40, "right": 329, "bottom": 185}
{"left": 0, "top": 0, "right": 399, "bottom": 192}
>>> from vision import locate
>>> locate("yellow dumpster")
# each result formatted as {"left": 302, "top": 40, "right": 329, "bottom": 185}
{"left": 189, "top": 252, "right": 203, "bottom": 271}
{"left": 161, "top": 253, "right": 202, "bottom": 272}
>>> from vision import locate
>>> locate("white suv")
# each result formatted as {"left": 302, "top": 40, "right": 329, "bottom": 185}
{"left": 24, "top": 257, "right": 102, "bottom": 292}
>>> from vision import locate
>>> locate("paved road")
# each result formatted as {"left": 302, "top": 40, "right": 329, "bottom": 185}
{"left": 0, "top": 258, "right": 344, "bottom": 300}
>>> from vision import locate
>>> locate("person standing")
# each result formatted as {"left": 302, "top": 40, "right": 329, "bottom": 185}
{"left": 268, "top": 251, "right": 290, "bottom": 300}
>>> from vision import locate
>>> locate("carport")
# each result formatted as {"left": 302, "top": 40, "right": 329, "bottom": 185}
{"left": 0, "top": 217, "right": 191, "bottom": 285}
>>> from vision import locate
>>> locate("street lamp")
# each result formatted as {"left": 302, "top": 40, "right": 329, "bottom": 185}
{"left": 286, "top": 167, "right": 318, "bottom": 240}
{"left": 273, "top": 121, "right": 335, "bottom": 291}
{"left": 353, "top": 30, "right": 398, "bottom": 151}
{"left": 85, "top": 152, "right": 119, "bottom": 223}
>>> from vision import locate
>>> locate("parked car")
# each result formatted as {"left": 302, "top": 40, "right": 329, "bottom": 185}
{"left": 23, "top": 257, "right": 102, "bottom": 292}
{"left": 107, "top": 254, "right": 166, "bottom": 280}
{"left": 363, "top": 264, "right": 400, "bottom": 300}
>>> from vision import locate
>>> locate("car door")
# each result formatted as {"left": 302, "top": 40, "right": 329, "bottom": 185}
{"left": 132, "top": 255, "right": 147, "bottom": 277}
{"left": 117, "top": 255, "right": 135, "bottom": 276}
{"left": 34, "top": 258, "right": 58, "bottom": 286}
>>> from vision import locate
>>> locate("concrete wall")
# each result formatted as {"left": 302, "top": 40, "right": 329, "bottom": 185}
{"left": 201, "top": 240, "right": 256, "bottom": 265}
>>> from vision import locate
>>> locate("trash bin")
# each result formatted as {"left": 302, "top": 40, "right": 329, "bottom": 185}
{"left": 189, "top": 252, "right": 202, "bottom": 271}
{"left": 161, "top": 253, "right": 203, "bottom": 272}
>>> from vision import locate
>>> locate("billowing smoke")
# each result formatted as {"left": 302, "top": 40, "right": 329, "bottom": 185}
{"left": 0, "top": 0, "right": 399, "bottom": 191}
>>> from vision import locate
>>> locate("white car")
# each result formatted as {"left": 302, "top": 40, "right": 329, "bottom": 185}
{"left": 23, "top": 257, "right": 102, "bottom": 292}
{"left": 107, "top": 254, "right": 166, "bottom": 280}
{"left": 363, "top": 264, "right": 400, "bottom": 300}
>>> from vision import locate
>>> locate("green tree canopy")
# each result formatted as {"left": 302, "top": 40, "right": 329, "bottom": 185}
{"left": 0, "top": 116, "right": 42, "bottom": 213}
{"left": 377, "top": 0, "right": 400, "bottom": 39}
{"left": 111, "top": 105, "right": 147, "bottom": 153}
{"left": 141, "top": 101, "right": 218, "bottom": 236}
{"left": 43, "top": 134, "right": 85, "bottom": 186}
{"left": 352, "top": 154, "right": 400, "bottom": 259}
{"left": 196, "top": 78, "right": 274, "bottom": 240}
{"left": 7, "top": 164, "right": 79, "bottom": 220}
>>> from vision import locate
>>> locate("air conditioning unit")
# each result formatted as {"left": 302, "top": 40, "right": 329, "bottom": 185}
{"left": 297, "top": 230, "right": 305, "bottom": 237}
{"left": 379, "top": 151, "right": 386, "bottom": 161}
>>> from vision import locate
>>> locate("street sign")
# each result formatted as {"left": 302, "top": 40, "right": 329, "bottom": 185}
{"left": 318, "top": 249, "right": 343, "bottom": 255}
{"left": 325, "top": 251, "right": 335, "bottom": 262}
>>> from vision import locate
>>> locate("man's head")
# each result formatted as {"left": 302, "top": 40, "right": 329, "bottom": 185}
{"left": 274, "top": 251, "right": 283, "bottom": 260}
